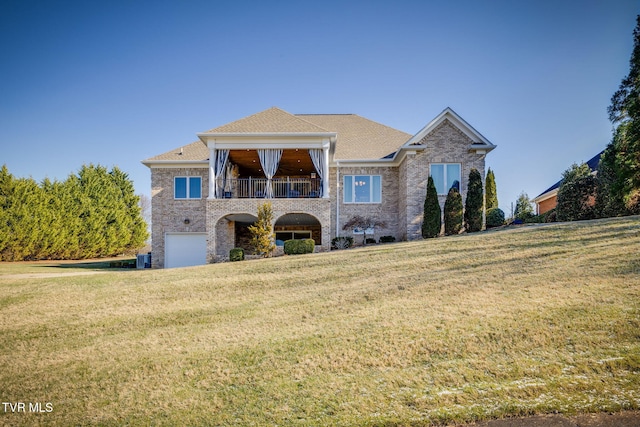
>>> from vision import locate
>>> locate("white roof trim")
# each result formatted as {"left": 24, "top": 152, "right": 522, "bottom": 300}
{"left": 141, "top": 160, "right": 209, "bottom": 168}
{"left": 402, "top": 107, "right": 496, "bottom": 151}
{"left": 198, "top": 132, "right": 336, "bottom": 141}
{"left": 533, "top": 188, "right": 558, "bottom": 203}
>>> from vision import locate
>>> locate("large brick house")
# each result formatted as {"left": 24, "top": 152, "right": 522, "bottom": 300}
{"left": 142, "top": 107, "right": 496, "bottom": 268}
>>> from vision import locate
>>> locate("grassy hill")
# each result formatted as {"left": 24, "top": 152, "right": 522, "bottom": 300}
{"left": 1, "top": 217, "right": 639, "bottom": 426}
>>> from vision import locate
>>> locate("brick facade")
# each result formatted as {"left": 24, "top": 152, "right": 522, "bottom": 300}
{"left": 150, "top": 167, "right": 208, "bottom": 268}
{"left": 207, "top": 198, "right": 332, "bottom": 262}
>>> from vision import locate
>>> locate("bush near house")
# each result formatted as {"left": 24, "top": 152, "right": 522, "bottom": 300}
{"left": 422, "top": 176, "right": 441, "bottom": 238}
{"left": 331, "top": 237, "right": 353, "bottom": 249}
{"left": 485, "top": 207, "right": 506, "bottom": 228}
{"left": 444, "top": 187, "right": 463, "bottom": 235}
{"left": 379, "top": 236, "right": 396, "bottom": 243}
{"left": 283, "top": 239, "right": 315, "bottom": 255}
{"left": 248, "top": 202, "right": 276, "bottom": 257}
{"left": 229, "top": 248, "right": 245, "bottom": 261}
{"left": 464, "top": 168, "right": 484, "bottom": 233}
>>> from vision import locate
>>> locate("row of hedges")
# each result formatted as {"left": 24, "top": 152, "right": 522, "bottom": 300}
{"left": 331, "top": 235, "right": 396, "bottom": 249}
{"left": 230, "top": 238, "right": 318, "bottom": 261}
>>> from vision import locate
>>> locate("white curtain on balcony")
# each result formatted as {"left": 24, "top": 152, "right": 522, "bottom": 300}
{"left": 258, "top": 149, "right": 282, "bottom": 198}
{"left": 308, "top": 149, "right": 325, "bottom": 197}
{"left": 212, "top": 149, "right": 229, "bottom": 198}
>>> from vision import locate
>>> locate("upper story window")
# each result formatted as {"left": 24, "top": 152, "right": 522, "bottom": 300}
{"left": 430, "top": 164, "right": 461, "bottom": 195}
{"left": 174, "top": 176, "right": 202, "bottom": 199}
{"left": 343, "top": 175, "right": 381, "bottom": 203}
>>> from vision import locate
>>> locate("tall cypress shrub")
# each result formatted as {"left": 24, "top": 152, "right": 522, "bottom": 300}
{"left": 485, "top": 168, "right": 498, "bottom": 210}
{"left": 464, "top": 168, "right": 484, "bottom": 232}
{"left": 444, "top": 187, "right": 463, "bottom": 236}
{"left": 422, "top": 176, "right": 441, "bottom": 238}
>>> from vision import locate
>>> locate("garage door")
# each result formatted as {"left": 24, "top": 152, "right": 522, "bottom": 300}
{"left": 165, "top": 233, "right": 207, "bottom": 268}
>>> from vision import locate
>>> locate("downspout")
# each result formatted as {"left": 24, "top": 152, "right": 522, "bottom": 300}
{"left": 336, "top": 161, "right": 340, "bottom": 237}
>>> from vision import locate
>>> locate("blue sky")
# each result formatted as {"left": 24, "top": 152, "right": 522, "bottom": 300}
{"left": 1, "top": 0, "right": 637, "bottom": 215}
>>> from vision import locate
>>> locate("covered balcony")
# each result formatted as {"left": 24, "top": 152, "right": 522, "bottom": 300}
{"left": 208, "top": 148, "right": 329, "bottom": 199}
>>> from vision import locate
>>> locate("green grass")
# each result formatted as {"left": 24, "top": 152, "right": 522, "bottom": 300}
{"left": 1, "top": 217, "right": 639, "bottom": 426}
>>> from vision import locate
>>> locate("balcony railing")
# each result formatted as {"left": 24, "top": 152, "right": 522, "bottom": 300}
{"left": 219, "top": 177, "right": 322, "bottom": 199}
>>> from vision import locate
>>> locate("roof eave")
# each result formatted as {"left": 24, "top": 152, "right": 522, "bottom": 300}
{"left": 533, "top": 188, "right": 558, "bottom": 203}
{"left": 197, "top": 132, "right": 337, "bottom": 143}
{"left": 141, "top": 160, "right": 209, "bottom": 168}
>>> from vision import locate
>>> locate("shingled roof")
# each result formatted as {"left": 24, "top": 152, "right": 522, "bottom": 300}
{"left": 206, "top": 107, "right": 331, "bottom": 134}
{"left": 299, "top": 113, "right": 411, "bottom": 160}
{"left": 144, "top": 107, "right": 413, "bottom": 163}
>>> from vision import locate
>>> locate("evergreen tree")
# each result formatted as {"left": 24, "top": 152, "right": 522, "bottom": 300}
{"left": 0, "top": 164, "right": 148, "bottom": 261}
{"left": 110, "top": 167, "right": 148, "bottom": 252}
{"left": 596, "top": 146, "right": 628, "bottom": 217}
{"left": 556, "top": 163, "right": 597, "bottom": 221}
{"left": 248, "top": 202, "right": 276, "bottom": 257}
{"left": 464, "top": 168, "right": 484, "bottom": 232}
{"left": 422, "top": 176, "right": 441, "bottom": 238}
{"left": 0, "top": 165, "right": 13, "bottom": 260}
{"left": 444, "top": 187, "right": 463, "bottom": 236}
{"left": 514, "top": 192, "right": 534, "bottom": 221}
{"left": 485, "top": 168, "right": 498, "bottom": 210}
{"left": 605, "top": 15, "right": 640, "bottom": 214}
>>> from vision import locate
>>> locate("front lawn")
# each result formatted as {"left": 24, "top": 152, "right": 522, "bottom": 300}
{"left": 1, "top": 217, "right": 639, "bottom": 426}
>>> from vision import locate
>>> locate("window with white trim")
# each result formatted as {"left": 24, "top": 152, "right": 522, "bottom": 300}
{"left": 174, "top": 176, "right": 202, "bottom": 199}
{"left": 343, "top": 175, "right": 382, "bottom": 203}
{"left": 430, "top": 164, "right": 461, "bottom": 195}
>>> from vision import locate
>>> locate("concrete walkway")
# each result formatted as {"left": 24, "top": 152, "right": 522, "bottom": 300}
{"left": 467, "top": 411, "right": 639, "bottom": 427}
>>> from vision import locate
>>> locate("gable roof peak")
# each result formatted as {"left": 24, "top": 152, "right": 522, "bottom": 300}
{"left": 403, "top": 107, "right": 496, "bottom": 151}
{"left": 202, "top": 106, "right": 331, "bottom": 134}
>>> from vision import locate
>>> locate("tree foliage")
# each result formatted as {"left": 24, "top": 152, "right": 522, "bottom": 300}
{"left": 443, "top": 187, "right": 463, "bottom": 236}
{"left": 514, "top": 192, "right": 534, "bottom": 221}
{"left": 602, "top": 15, "right": 640, "bottom": 215}
{"left": 464, "top": 168, "right": 484, "bottom": 233}
{"left": 0, "top": 164, "right": 148, "bottom": 261}
{"left": 248, "top": 202, "right": 276, "bottom": 257}
{"left": 556, "top": 163, "right": 597, "bottom": 221}
{"left": 422, "top": 176, "right": 441, "bottom": 238}
{"left": 485, "top": 168, "right": 498, "bottom": 210}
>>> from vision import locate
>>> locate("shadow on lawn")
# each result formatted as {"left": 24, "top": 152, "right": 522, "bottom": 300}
{"left": 46, "top": 258, "right": 137, "bottom": 270}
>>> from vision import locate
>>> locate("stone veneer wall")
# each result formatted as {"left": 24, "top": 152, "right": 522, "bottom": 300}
{"left": 402, "top": 119, "right": 486, "bottom": 240}
{"left": 330, "top": 166, "right": 400, "bottom": 243}
{"left": 207, "top": 198, "right": 332, "bottom": 262}
{"left": 150, "top": 167, "right": 209, "bottom": 268}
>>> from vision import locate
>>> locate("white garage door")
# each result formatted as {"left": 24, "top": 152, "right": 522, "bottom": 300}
{"left": 165, "top": 233, "right": 207, "bottom": 268}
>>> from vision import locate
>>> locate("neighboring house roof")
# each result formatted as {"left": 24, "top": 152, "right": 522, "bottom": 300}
{"left": 533, "top": 150, "right": 604, "bottom": 202}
